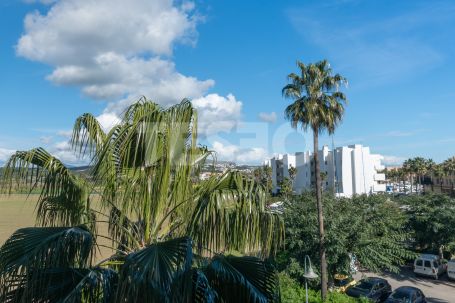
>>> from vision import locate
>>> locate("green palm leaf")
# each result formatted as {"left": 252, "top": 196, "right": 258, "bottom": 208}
{"left": 205, "top": 255, "right": 280, "bottom": 303}
{"left": 189, "top": 172, "right": 283, "bottom": 256}
{"left": 0, "top": 226, "right": 93, "bottom": 273}
{"left": 1, "top": 267, "right": 117, "bottom": 303}
{"left": 2, "top": 148, "right": 91, "bottom": 228}
{"left": 71, "top": 112, "right": 107, "bottom": 157}
{"left": 115, "top": 236, "right": 192, "bottom": 302}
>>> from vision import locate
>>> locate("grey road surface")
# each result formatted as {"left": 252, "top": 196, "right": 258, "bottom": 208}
{"left": 354, "top": 268, "right": 455, "bottom": 303}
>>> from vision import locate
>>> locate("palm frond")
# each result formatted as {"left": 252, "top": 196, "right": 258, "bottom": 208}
{"left": 1, "top": 148, "right": 91, "bottom": 228}
{"left": 0, "top": 226, "right": 94, "bottom": 274}
{"left": 71, "top": 112, "right": 106, "bottom": 157}
{"left": 205, "top": 255, "right": 280, "bottom": 303}
{"left": 188, "top": 172, "right": 284, "bottom": 256}
{"left": 115, "top": 236, "right": 192, "bottom": 302}
{"left": 1, "top": 267, "right": 117, "bottom": 303}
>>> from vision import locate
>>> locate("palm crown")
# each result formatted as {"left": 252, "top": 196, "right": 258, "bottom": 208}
{"left": 283, "top": 60, "right": 347, "bottom": 134}
{"left": 0, "top": 98, "right": 283, "bottom": 303}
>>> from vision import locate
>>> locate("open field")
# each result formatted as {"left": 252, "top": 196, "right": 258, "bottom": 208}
{"left": 0, "top": 194, "right": 37, "bottom": 245}
{"left": 0, "top": 194, "right": 114, "bottom": 260}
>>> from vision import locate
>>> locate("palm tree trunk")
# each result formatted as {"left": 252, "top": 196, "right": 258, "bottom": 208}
{"left": 313, "top": 129, "right": 328, "bottom": 300}
{"left": 410, "top": 175, "right": 413, "bottom": 193}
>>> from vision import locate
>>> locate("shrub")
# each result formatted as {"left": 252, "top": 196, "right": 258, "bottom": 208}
{"left": 279, "top": 273, "right": 369, "bottom": 303}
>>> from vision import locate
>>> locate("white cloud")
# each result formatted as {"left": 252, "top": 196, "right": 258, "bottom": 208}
{"left": 17, "top": 0, "right": 198, "bottom": 62}
{"left": 51, "top": 140, "right": 89, "bottom": 165}
{"left": 18, "top": 0, "right": 212, "bottom": 104}
{"left": 17, "top": 0, "right": 243, "bottom": 137}
{"left": 212, "top": 141, "right": 268, "bottom": 164}
{"left": 39, "top": 136, "right": 53, "bottom": 144}
{"left": 96, "top": 112, "right": 122, "bottom": 132}
{"left": 0, "top": 148, "right": 16, "bottom": 163}
{"left": 258, "top": 112, "right": 277, "bottom": 123}
{"left": 57, "top": 130, "right": 72, "bottom": 138}
{"left": 382, "top": 155, "right": 406, "bottom": 166}
{"left": 47, "top": 53, "right": 214, "bottom": 103}
{"left": 192, "top": 94, "right": 242, "bottom": 136}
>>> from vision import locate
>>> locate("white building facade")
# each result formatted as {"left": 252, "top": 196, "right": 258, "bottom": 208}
{"left": 267, "top": 144, "right": 386, "bottom": 197}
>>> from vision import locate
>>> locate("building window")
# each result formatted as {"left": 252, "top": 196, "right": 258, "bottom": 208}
{"left": 326, "top": 181, "right": 329, "bottom": 186}
{"left": 325, "top": 160, "right": 327, "bottom": 165}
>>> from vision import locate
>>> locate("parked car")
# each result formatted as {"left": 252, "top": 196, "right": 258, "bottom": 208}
{"left": 345, "top": 277, "right": 391, "bottom": 302}
{"left": 385, "top": 286, "right": 426, "bottom": 303}
{"left": 448, "top": 259, "right": 455, "bottom": 280}
{"left": 413, "top": 254, "right": 446, "bottom": 279}
{"left": 330, "top": 274, "right": 356, "bottom": 293}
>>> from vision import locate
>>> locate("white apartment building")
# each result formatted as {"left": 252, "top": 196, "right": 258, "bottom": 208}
{"left": 267, "top": 144, "right": 386, "bottom": 197}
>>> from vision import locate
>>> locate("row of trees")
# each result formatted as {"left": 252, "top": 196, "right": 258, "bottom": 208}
{"left": 385, "top": 156, "right": 455, "bottom": 193}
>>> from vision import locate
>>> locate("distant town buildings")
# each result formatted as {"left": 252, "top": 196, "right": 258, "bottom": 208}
{"left": 265, "top": 144, "right": 386, "bottom": 197}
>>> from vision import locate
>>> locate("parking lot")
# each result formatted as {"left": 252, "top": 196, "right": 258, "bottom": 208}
{"left": 354, "top": 267, "right": 455, "bottom": 303}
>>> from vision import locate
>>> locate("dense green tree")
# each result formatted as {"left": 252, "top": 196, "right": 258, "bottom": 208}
{"left": 282, "top": 59, "right": 348, "bottom": 299}
{"left": 398, "top": 194, "right": 455, "bottom": 257}
{"left": 0, "top": 99, "right": 283, "bottom": 303}
{"left": 279, "top": 177, "right": 293, "bottom": 200}
{"left": 253, "top": 165, "right": 273, "bottom": 195}
{"left": 277, "top": 194, "right": 415, "bottom": 284}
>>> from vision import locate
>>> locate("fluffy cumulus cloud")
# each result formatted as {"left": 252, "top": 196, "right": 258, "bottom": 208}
{"left": 17, "top": 0, "right": 243, "bottom": 138}
{"left": 192, "top": 94, "right": 242, "bottom": 135}
{"left": 258, "top": 112, "right": 277, "bottom": 123}
{"left": 212, "top": 141, "right": 268, "bottom": 164}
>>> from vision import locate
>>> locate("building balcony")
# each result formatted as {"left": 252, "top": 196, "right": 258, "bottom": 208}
{"left": 373, "top": 183, "right": 386, "bottom": 192}
{"left": 374, "top": 173, "right": 386, "bottom": 181}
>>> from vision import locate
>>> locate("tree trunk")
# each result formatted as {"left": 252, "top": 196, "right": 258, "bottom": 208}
{"left": 410, "top": 175, "right": 413, "bottom": 193}
{"left": 313, "top": 129, "right": 328, "bottom": 300}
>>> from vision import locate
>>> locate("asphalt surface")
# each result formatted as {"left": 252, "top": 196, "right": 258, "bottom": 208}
{"left": 354, "top": 268, "right": 455, "bottom": 303}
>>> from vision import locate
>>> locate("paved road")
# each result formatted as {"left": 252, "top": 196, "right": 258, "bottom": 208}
{"left": 354, "top": 268, "right": 455, "bottom": 303}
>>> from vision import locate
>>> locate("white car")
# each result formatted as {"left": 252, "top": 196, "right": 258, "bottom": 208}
{"left": 448, "top": 259, "right": 455, "bottom": 280}
{"left": 413, "top": 254, "right": 446, "bottom": 279}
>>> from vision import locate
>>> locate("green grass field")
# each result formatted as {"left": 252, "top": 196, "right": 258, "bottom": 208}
{"left": 0, "top": 194, "right": 114, "bottom": 260}
{"left": 0, "top": 194, "right": 37, "bottom": 245}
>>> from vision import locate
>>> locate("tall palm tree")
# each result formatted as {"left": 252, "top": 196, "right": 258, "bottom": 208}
{"left": 432, "top": 163, "right": 446, "bottom": 192}
{"left": 0, "top": 98, "right": 284, "bottom": 302}
{"left": 402, "top": 159, "right": 415, "bottom": 194}
{"left": 443, "top": 157, "right": 455, "bottom": 195}
{"left": 282, "top": 59, "right": 347, "bottom": 299}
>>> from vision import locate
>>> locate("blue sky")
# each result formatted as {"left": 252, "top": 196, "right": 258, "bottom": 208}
{"left": 0, "top": 0, "right": 454, "bottom": 165}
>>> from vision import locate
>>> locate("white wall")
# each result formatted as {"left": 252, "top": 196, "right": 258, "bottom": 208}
{"left": 267, "top": 144, "right": 386, "bottom": 197}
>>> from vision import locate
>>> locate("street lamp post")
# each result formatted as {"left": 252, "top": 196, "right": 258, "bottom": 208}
{"left": 303, "top": 255, "right": 318, "bottom": 303}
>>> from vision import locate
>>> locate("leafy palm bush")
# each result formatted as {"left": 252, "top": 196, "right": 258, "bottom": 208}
{"left": 0, "top": 99, "right": 284, "bottom": 302}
